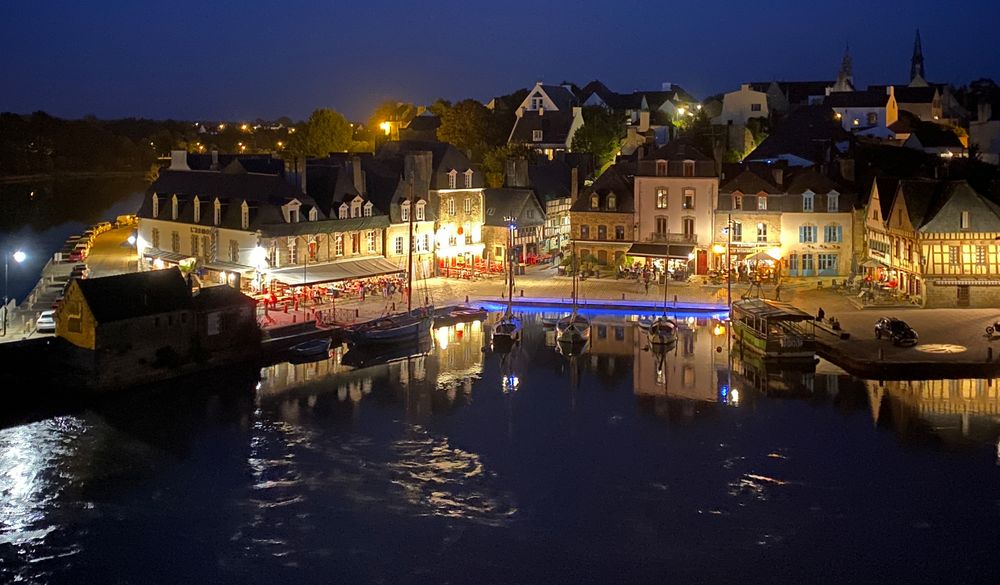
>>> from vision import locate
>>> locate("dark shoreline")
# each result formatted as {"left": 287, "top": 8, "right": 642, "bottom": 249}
{"left": 0, "top": 170, "right": 148, "bottom": 184}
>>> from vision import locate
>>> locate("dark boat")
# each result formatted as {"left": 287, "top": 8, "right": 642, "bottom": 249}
{"left": 433, "top": 305, "right": 488, "bottom": 327}
{"left": 492, "top": 220, "right": 522, "bottom": 346}
{"left": 341, "top": 337, "right": 433, "bottom": 369}
{"left": 345, "top": 308, "right": 433, "bottom": 345}
{"left": 288, "top": 338, "right": 332, "bottom": 363}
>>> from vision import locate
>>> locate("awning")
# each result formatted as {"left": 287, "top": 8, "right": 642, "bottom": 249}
{"left": 143, "top": 248, "right": 254, "bottom": 273}
{"left": 627, "top": 243, "right": 695, "bottom": 259}
{"left": 859, "top": 258, "right": 888, "bottom": 269}
{"left": 745, "top": 251, "right": 777, "bottom": 262}
{"left": 267, "top": 256, "right": 404, "bottom": 286}
{"left": 143, "top": 247, "right": 194, "bottom": 264}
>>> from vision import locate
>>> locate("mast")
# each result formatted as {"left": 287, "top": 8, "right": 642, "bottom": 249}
{"left": 407, "top": 174, "right": 414, "bottom": 312}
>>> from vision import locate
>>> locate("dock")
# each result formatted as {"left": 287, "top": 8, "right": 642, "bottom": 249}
{"left": 476, "top": 296, "right": 728, "bottom": 314}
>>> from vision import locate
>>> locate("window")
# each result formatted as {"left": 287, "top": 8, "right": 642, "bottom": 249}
{"left": 757, "top": 195, "right": 767, "bottom": 211}
{"left": 655, "top": 216, "right": 667, "bottom": 235}
{"left": 351, "top": 233, "right": 360, "bottom": 254}
{"left": 683, "top": 217, "right": 695, "bottom": 238}
{"left": 532, "top": 129, "right": 543, "bottom": 142}
{"left": 867, "top": 112, "right": 878, "bottom": 126}
{"left": 682, "top": 161, "right": 695, "bottom": 177}
{"left": 415, "top": 202, "right": 425, "bottom": 221}
{"left": 288, "top": 239, "right": 297, "bottom": 264}
{"left": 949, "top": 245, "right": 959, "bottom": 265}
{"left": 731, "top": 221, "right": 742, "bottom": 241}
{"left": 732, "top": 194, "right": 743, "bottom": 210}
{"left": 656, "top": 188, "right": 668, "bottom": 209}
{"left": 401, "top": 201, "right": 410, "bottom": 222}
{"left": 367, "top": 231, "right": 377, "bottom": 253}
{"left": 789, "top": 254, "right": 798, "bottom": 272}
{"left": 335, "top": 234, "right": 344, "bottom": 256}
{"left": 193, "top": 197, "right": 201, "bottom": 223}
{"left": 961, "top": 211, "right": 970, "bottom": 229}
{"left": 756, "top": 222, "right": 767, "bottom": 242}
{"left": 464, "top": 169, "right": 473, "bottom": 188}
{"left": 802, "top": 254, "right": 814, "bottom": 272}
{"left": 214, "top": 199, "right": 221, "bottom": 225}
{"left": 447, "top": 198, "right": 456, "bottom": 216}
{"left": 655, "top": 160, "right": 667, "bottom": 176}
{"left": 191, "top": 235, "right": 199, "bottom": 257}
{"left": 171, "top": 231, "right": 180, "bottom": 253}
{"left": 818, "top": 253, "right": 838, "bottom": 272}
{"left": 824, "top": 224, "right": 843, "bottom": 243}
{"left": 590, "top": 194, "right": 599, "bottom": 209}
{"left": 448, "top": 170, "right": 457, "bottom": 189}
{"left": 363, "top": 202, "right": 373, "bottom": 217}
{"left": 580, "top": 225, "right": 590, "bottom": 239}
{"left": 530, "top": 95, "right": 543, "bottom": 110}
{"left": 308, "top": 208, "right": 318, "bottom": 221}
{"left": 394, "top": 236, "right": 404, "bottom": 255}
{"left": 615, "top": 225, "right": 625, "bottom": 240}
{"left": 351, "top": 199, "right": 361, "bottom": 218}
{"left": 464, "top": 197, "right": 472, "bottom": 214}
{"left": 152, "top": 194, "right": 159, "bottom": 218}
{"left": 751, "top": 103, "right": 762, "bottom": 112}
{"left": 976, "top": 245, "right": 987, "bottom": 265}
{"left": 682, "top": 188, "right": 694, "bottom": 209}
{"left": 802, "top": 192, "right": 814, "bottom": 212}
{"left": 289, "top": 208, "right": 299, "bottom": 223}
{"left": 151, "top": 228, "right": 160, "bottom": 248}
{"left": 799, "top": 225, "right": 817, "bottom": 243}
{"left": 607, "top": 194, "right": 616, "bottom": 210}
{"left": 827, "top": 193, "right": 839, "bottom": 212}
{"left": 422, "top": 234, "right": 431, "bottom": 252}
{"left": 339, "top": 203, "right": 349, "bottom": 219}
{"left": 597, "top": 225, "right": 607, "bottom": 240}
{"left": 229, "top": 240, "right": 239, "bottom": 263}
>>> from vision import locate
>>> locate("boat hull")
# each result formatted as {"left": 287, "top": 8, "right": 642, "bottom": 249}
{"left": 347, "top": 312, "right": 433, "bottom": 345}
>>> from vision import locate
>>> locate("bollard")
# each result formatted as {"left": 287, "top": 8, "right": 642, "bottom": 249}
{"left": 465, "top": 295, "right": 469, "bottom": 303}
{"left": 521, "top": 289, "right": 524, "bottom": 297}
{"left": 392, "top": 302, "right": 396, "bottom": 311}
{"left": 292, "top": 315, "right": 296, "bottom": 323}
{"left": 355, "top": 309, "right": 359, "bottom": 318}
{"left": 622, "top": 293, "right": 625, "bottom": 300}
{"left": 989, "top": 347, "right": 994, "bottom": 362}
{"left": 879, "top": 347, "right": 884, "bottom": 361}
{"left": 673, "top": 294, "right": 678, "bottom": 304}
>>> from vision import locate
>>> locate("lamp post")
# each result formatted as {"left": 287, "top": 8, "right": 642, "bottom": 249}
{"left": 504, "top": 216, "right": 517, "bottom": 288}
{"left": 3, "top": 249, "right": 26, "bottom": 336}
{"left": 726, "top": 213, "right": 733, "bottom": 309}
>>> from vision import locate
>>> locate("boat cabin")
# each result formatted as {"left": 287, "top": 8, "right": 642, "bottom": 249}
{"left": 731, "top": 298, "right": 816, "bottom": 359}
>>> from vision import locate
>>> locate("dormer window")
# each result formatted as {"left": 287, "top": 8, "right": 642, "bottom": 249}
{"left": 289, "top": 208, "right": 299, "bottom": 223}
{"left": 415, "top": 200, "right": 426, "bottom": 221}
{"left": 590, "top": 194, "right": 599, "bottom": 209}
{"left": 213, "top": 198, "right": 221, "bottom": 225}
{"left": 802, "top": 191, "right": 815, "bottom": 212}
{"left": 448, "top": 169, "right": 458, "bottom": 189}
{"left": 351, "top": 196, "right": 363, "bottom": 218}
{"left": 655, "top": 160, "right": 667, "bottom": 176}
{"left": 464, "top": 169, "right": 474, "bottom": 188}
{"left": 733, "top": 194, "right": 743, "bottom": 210}
{"left": 240, "top": 201, "right": 249, "bottom": 230}
{"left": 757, "top": 194, "right": 767, "bottom": 211}
{"left": 151, "top": 194, "right": 159, "bottom": 218}
{"left": 827, "top": 192, "right": 839, "bottom": 212}
{"left": 308, "top": 207, "right": 318, "bottom": 221}
{"left": 530, "top": 95, "right": 543, "bottom": 110}
{"left": 339, "top": 203, "right": 348, "bottom": 219}
{"left": 401, "top": 200, "right": 410, "bottom": 222}
{"left": 193, "top": 196, "right": 201, "bottom": 223}
{"left": 607, "top": 194, "right": 616, "bottom": 210}
{"left": 532, "top": 130, "right": 543, "bottom": 142}
{"left": 363, "top": 201, "right": 373, "bottom": 217}
{"left": 171, "top": 195, "right": 178, "bottom": 220}
{"left": 683, "top": 160, "right": 695, "bottom": 177}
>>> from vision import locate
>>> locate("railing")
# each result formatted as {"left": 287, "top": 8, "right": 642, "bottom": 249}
{"left": 645, "top": 233, "right": 697, "bottom": 244}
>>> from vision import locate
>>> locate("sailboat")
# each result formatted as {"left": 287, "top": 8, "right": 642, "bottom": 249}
{"left": 346, "top": 177, "right": 433, "bottom": 346}
{"left": 647, "top": 263, "right": 677, "bottom": 347}
{"left": 492, "top": 219, "right": 521, "bottom": 350}
{"left": 555, "top": 243, "right": 590, "bottom": 345}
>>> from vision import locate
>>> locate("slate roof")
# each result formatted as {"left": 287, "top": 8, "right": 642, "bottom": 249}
{"left": 192, "top": 284, "right": 256, "bottom": 311}
{"left": 720, "top": 169, "right": 780, "bottom": 194}
{"left": 375, "top": 140, "right": 482, "bottom": 191}
{"left": 186, "top": 153, "right": 286, "bottom": 176}
{"left": 824, "top": 90, "right": 891, "bottom": 108}
{"left": 746, "top": 106, "right": 848, "bottom": 164}
{"left": 892, "top": 179, "right": 943, "bottom": 228}
{"left": 483, "top": 189, "right": 545, "bottom": 227}
{"left": 869, "top": 85, "right": 937, "bottom": 104}
{"left": 785, "top": 168, "right": 843, "bottom": 194}
{"left": 527, "top": 159, "right": 573, "bottom": 201}
{"left": 918, "top": 181, "right": 1000, "bottom": 232}
{"left": 537, "top": 84, "right": 579, "bottom": 111}
{"left": 909, "top": 124, "right": 964, "bottom": 148}
{"left": 77, "top": 268, "right": 192, "bottom": 323}
{"left": 644, "top": 138, "right": 713, "bottom": 161}
{"left": 749, "top": 81, "right": 833, "bottom": 105}
{"left": 509, "top": 110, "right": 576, "bottom": 146}
{"left": 870, "top": 176, "right": 901, "bottom": 219}
{"left": 572, "top": 162, "right": 635, "bottom": 212}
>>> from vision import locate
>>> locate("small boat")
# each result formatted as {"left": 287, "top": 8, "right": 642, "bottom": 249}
{"left": 433, "top": 305, "right": 488, "bottom": 328}
{"left": 731, "top": 298, "right": 816, "bottom": 361}
{"left": 555, "top": 243, "right": 590, "bottom": 345}
{"left": 346, "top": 308, "right": 433, "bottom": 346}
{"left": 492, "top": 221, "right": 522, "bottom": 347}
{"left": 288, "top": 337, "right": 332, "bottom": 362}
{"left": 648, "top": 316, "right": 677, "bottom": 346}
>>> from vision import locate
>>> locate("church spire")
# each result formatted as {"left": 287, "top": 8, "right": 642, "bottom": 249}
{"left": 910, "top": 29, "right": 926, "bottom": 84}
{"left": 831, "top": 44, "right": 854, "bottom": 92}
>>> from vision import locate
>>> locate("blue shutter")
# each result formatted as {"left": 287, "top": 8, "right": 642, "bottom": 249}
{"left": 799, "top": 226, "right": 805, "bottom": 243}
{"left": 837, "top": 225, "right": 843, "bottom": 243}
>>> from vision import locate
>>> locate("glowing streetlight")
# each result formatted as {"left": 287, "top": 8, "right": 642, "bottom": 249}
{"left": 3, "top": 249, "right": 26, "bottom": 336}
{"left": 379, "top": 121, "right": 391, "bottom": 135}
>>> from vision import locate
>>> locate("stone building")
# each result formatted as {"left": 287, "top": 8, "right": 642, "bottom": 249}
{"left": 569, "top": 162, "right": 636, "bottom": 268}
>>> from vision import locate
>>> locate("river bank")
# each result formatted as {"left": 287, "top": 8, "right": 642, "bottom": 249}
{"left": 0, "top": 170, "right": 147, "bottom": 184}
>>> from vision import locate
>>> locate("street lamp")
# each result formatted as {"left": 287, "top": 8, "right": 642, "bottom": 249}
{"left": 3, "top": 249, "right": 26, "bottom": 336}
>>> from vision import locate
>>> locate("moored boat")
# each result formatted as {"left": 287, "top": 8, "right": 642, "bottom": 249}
{"left": 492, "top": 219, "right": 522, "bottom": 347}
{"left": 288, "top": 337, "right": 332, "bottom": 363}
{"left": 346, "top": 309, "right": 433, "bottom": 345}
{"left": 731, "top": 298, "right": 816, "bottom": 360}
{"left": 555, "top": 243, "right": 589, "bottom": 345}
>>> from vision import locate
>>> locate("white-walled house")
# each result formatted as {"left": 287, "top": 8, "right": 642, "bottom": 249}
{"left": 714, "top": 84, "right": 769, "bottom": 125}
{"left": 825, "top": 87, "right": 899, "bottom": 134}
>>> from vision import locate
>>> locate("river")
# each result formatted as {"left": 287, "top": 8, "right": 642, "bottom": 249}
{"left": 1, "top": 314, "right": 998, "bottom": 584}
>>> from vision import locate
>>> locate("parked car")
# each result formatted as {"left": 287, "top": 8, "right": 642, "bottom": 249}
{"left": 95, "top": 221, "right": 112, "bottom": 233}
{"left": 874, "top": 317, "right": 918, "bottom": 346}
{"left": 36, "top": 310, "right": 56, "bottom": 334}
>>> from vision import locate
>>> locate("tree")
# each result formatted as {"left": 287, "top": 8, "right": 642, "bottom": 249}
{"left": 367, "top": 100, "right": 416, "bottom": 137}
{"left": 482, "top": 144, "right": 536, "bottom": 187}
{"left": 428, "top": 98, "right": 452, "bottom": 118}
{"left": 570, "top": 106, "right": 625, "bottom": 170}
{"left": 437, "top": 99, "right": 505, "bottom": 160}
{"left": 288, "top": 108, "right": 353, "bottom": 157}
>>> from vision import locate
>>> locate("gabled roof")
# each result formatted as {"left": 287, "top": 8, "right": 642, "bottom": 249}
{"left": 572, "top": 162, "right": 635, "bottom": 212}
{"left": 720, "top": 169, "right": 780, "bottom": 194}
{"left": 527, "top": 159, "right": 573, "bottom": 200}
{"left": 483, "top": 188, "right": 545, "bottom": 227}
{"left": 824, "top": 90, "right": 892, "bottom": 108}
{"left": 785, "top": 168, "right": 842, "bottom": 194}
{"left": 537, "top": 84, "right": 579, "bottom": 111}
{"left": 893, "top": 179, "right": 945, "bottom": 229}
{"left": 644, "top": 138, "right": 712, "bottom": 161}
{"left": 509, "top": 110, "right": 576, "bottom": 146}
{"left": 375, "top": 140, "right": 482, "bottom": 191}
{"left": 908, "top": 124, "right": 964, "bottom": 148}
{"left": 76, "top": 268, "right": 192, "bottom": 323}
{"left": 870, "top": 85, "right": 937, "bottom": 104}
{"left": 746, "top": 106, "right": 848, "bottom": 165}
{"left": 918, "top": 181, "right": 1000, "bottom": 233}
{"left": 748, "top": 81, "right": 834, "bottom": 105}
{"left": 192, "top": 284, "right": 256, "bottom": 311}
{"left": 869, "top": 176, "right": 901, "bottom": 219}
{"left": 186, "top": 153, "right": 286, "bottom": 176}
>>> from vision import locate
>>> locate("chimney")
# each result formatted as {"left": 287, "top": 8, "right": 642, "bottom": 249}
{"left": 838, "top": 158, "right": 856, "bottom": 182}
{"left": 662, "top": 82, "right": 673, "bottom": 91}
{"left": 538, "top": 106, "right": 545, "bottom": 116}
{"left": 210, "top": 149, "right": 219, "bottom": 170}
{"left": 297, "top": 157, "right": 307, "bottom": 195}
{"left": 741, "top": 83, "right": 750, "bottom": 92}
{"left": 771, "top": 168, "right": 784, "bottom": 186}
{"left": 639, "top": 110, "right": 651, "bottom": 132}
{"left": 169, "top": 150, "right": 190, "bottom": 171}
{"left": 404, "top": 151, "right": 433, "bottom": 190}
{"left": 516, "top": 106, "right": 525, "bottom": 118}
{"left": 350, "top": 156, "right": 365, "bottom": 195}
{"left": 570, "top": 167, "right": 579, "bottom": 204}
{"left": 979, "top": 102, "right": 993, "bottom": 122}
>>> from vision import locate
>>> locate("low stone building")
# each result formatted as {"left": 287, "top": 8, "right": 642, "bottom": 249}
{"left": 569, "top": 162, "right": 636, "bottom": 269}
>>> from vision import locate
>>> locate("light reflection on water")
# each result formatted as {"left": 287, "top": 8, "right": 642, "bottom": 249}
{"left": 1, "top": 314, "right": 1000, "bottom": 583}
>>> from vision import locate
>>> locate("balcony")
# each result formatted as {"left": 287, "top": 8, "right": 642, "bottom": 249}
{"left": 645, "top": 233, "right": 697, "bottom": 244}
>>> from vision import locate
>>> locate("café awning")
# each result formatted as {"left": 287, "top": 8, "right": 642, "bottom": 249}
{"left": 626, "top": 243, "right": 695, "bottom": 259}
{"left": 267, "top": 256, "right": 404, "bottom": 286}
{"left": 859, "top": 258, "right": 888, "bottom": 269}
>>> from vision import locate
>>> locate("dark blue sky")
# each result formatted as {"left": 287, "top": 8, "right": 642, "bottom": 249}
{"left": 2, "top": 0, "right": 998, "bottom": 122}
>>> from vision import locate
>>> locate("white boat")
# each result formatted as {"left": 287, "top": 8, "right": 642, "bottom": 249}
{"left": 555, "top": 243, "right": 589, "bottom": 345}
{"left": 288, "top": 337, "right": 332, "bottom": 363}
{"left": 647, "top": 268, "right": 677, "bottom": 347}
{"left": 492, "top": 220, "right": 522, "bottom": 349}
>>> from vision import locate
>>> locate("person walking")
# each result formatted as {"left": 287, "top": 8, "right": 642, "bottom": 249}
{"left": 775, "top": 283, "right": 782, "bottom": 301}
{"left": 816, "top": 307, "right": 825, "bottom": 322}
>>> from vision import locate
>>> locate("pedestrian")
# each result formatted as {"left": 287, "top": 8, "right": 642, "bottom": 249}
{"left": 644, "top": 278, "right": 650, "bottom": 294}
{"left": 775, "top": 283, "right": 782, "bottom": 301}
{"left": 816, "top": 307, "right": 825, "bottom": 322}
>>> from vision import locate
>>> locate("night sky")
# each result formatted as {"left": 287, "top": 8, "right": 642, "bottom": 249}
{"left": 3, "top": 0, "right": 998, "bottom": 121}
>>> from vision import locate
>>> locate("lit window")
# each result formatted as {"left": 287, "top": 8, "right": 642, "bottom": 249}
{"left": 867, "top": 112, "right": 878, "bottom": 126}
{"left": 756, "top": 222, "right": 767, "bottom": 242}
{"left": 213, "top": 198, "right": 221, "bottom": 225}
{"left": 656, "top": 188, "right": 668, "bottom": 209}
{"left": 607, "top": 194, "right": 616, "bottom": 210}
{"left": 976, "top": 245, "right": 986, "bottom": 265}
{"left": 416, "top": 201, "right": 425, "bottom": 221}
{"left": 367, "top": 231, "right": 377, "bottom": 253}
{"left": 827, "top": 193, "right": 839, "bottom": 212}
{"left": 193, "top": 196, "right": 201, "bottom": 223}
{"left": 731, "top": 221, "right": 742, "bottom": 241}
{"left": 308, "top": 208, "right": 318, "bottom": 221}
{"left": 683, "top": 188, "right": 694, "bottom": 210}
{"left": 464, "top": 197, "right": 472, "bottom": 214}
{"left": 590, "top": 194, "right": 599, "bottom": 209}
{"left": 335, "top": 234, "right": 344, "bottom": 256}
{"left": 401, "top": 201, "right": 410, "bottom": 222}
{"left": 464, "top": 169, "right": 474, "bottom": 188}
{"left": 171, "top": 195, "right": 178, "bottom": 220}
{"left": 448, "top": 170, "right": 457, "bottom": 189}
{"left": 732, "top": 194, "right": 743, "bottom": 210}
{"left": 802, "top": 192, "right": 814, "bottom": 212}
{"left": 394, "top": 236, "right": 404, "bottom": 255}
{"left": 447, "top": 198, "right": 456, "bottom": 216}
{"left": 240, "top": 202, "right": 249, "bottom": 230}
{"left": 961, "top": 211, "right": 970, "bottom": 229}
{"left": 363, "top": 202, "right": 373, "bottom": 217}
{"left": 532, "top": 130, "right": 543, "bottom": 142}
{"left": 949, "top": 245, "right": 959, "bottom": 265}
{"left": 151, "top": 194, "right": 159, "bottom": 218}
{"left": 757, "top": 195, "right": 767, "bottom": 211}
